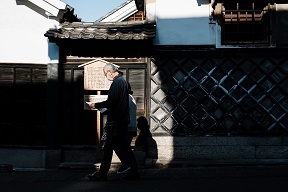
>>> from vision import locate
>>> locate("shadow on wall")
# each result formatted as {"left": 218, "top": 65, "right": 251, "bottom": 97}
{"left": 133, "top": 116, "right": 158, "bottom": 168}
{"left": 154, "top": 17, "right": 214, "bottom": 46}
{"left": 48, "top": 42, "right": 59, "bottom": 62}
{"left": 0, "top": 64, "right": 47, "bottom": 146}
{"left": 196, "top": 0, "right": 210, "bottom": 6}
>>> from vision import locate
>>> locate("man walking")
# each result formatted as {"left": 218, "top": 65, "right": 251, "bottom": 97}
{"left": 87, "top": 63, "right": 139, "bottom": 181}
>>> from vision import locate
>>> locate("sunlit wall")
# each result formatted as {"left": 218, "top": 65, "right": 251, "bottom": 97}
{"left": 154, "top": 0, "right": 215, "bottom": 45}
{"left": 0, "top": 0, "right": 59, "bottom": 64}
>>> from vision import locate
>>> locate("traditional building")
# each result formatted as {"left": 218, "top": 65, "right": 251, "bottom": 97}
{"left": 1, "top": 0, "right": 288, "bottom": 169}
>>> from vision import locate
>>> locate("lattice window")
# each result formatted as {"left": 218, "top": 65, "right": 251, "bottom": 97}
{"left": 124, "top": 11, "right": 145, "bottom": 21}
{"left": 214, "top": 2, "right": 272, "bottom": 45}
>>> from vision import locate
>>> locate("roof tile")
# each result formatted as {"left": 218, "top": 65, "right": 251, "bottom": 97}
{"left": 45, "top": 21, "right": 156, "bottom": 41}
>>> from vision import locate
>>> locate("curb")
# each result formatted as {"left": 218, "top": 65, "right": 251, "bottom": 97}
{"left": 0, "top": 164, "right": 13, "bottom": 172}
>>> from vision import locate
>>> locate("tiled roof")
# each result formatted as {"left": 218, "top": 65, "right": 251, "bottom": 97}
{"left": 60, "top": 5, "right": 81, "bottom": 23}
{"left": 44, "top": 21, "right": 156, "bottom": 41}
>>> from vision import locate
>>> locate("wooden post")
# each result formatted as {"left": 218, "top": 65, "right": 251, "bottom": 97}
{"left": 97, "top": 91, "right": 101, "bottom": 148}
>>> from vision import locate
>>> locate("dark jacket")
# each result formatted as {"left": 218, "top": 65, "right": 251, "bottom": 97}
{"left": 95, "top": 73, "right": 130, "bottom": 126}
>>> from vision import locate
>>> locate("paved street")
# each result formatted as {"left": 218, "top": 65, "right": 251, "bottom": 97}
{"left": 1, "top": 165, "right": 288, "bottom": 192}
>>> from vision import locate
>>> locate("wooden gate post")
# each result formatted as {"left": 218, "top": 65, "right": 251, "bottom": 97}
{"left": 96, "top": 91, "right": 101, "bottom": 148}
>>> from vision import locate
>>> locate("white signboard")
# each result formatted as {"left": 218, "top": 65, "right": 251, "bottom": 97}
{"left": 84, "top": 95, "right": 108, "bottom": 110}
{"left": 79, "top": 59, "right": 112, "bottom": 90}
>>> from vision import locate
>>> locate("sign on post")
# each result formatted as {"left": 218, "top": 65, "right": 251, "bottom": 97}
{"left": 78, "top": 59, "right": 114, "bottom": 148}
{"left": 79, "top": 59, "right": 112, "bottom": 91}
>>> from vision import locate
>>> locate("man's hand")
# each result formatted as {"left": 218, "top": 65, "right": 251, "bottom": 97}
{"left": 86, "top": 102, "right": 96, "bottom": 109}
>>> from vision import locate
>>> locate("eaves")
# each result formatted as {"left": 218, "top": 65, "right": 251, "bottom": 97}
{"left": 44, "top": 20, "right": 156, "bottom": 42}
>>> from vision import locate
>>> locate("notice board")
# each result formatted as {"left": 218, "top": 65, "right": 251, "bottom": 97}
{"left": 79, "top": 59, "right": 112, "bottom": 90}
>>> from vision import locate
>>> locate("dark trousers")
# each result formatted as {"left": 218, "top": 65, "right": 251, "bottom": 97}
{"left": 99, "top": 130, "right": 138, "bottom": 175}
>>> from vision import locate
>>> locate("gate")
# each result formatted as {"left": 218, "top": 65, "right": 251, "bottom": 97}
{"left": 60, "top": 58, "right": 148, "bottom": 145}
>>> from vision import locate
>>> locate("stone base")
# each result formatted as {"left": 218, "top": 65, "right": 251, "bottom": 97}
{"left": 1, "top": 136, "right": 288, "bottom": 169}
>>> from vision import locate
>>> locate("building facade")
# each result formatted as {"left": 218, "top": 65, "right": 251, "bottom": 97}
{"left": 1, "top": 0, "right": 288, "bottom": 168}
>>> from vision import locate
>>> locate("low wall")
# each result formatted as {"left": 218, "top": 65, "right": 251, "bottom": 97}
{"left": 0, "top": 148, "right": 46, "bottom": 169}
{"left": 152, "top": 136, "right": 288, "bottom": 165}
{"left": 1, "top": 136, "right": 288, "bottom": 169}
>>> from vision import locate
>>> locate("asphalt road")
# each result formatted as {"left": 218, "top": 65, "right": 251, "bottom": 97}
{"left": 1, "top": 165, "right": 288, "bottom": 192}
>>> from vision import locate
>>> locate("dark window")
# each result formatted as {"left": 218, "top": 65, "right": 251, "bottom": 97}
{"left": 215, "top": 2, "right": 271, "bottom": 45}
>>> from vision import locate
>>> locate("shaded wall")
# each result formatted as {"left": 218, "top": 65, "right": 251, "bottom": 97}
{"left": 0, "top": 59, "right": 148, "bottom": 147}
{"left": 0, "top": 64, "right": 47, "bottom": 145}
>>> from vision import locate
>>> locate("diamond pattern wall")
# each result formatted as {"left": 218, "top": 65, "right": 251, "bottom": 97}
{"left": 150, "top": 56, "right": 288, "bottom": 136}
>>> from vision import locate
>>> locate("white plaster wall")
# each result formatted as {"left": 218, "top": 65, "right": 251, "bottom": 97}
{"left": 0, "top": 0, "right": 59, "bottom": 64}
{"left": 154, "top": 0, "right": 215, "bottom": 46}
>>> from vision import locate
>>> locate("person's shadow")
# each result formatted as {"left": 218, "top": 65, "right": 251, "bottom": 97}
{"left": 145, "top": 136, "right": 158, "bottom": 168}
{"left": 133, "top": 116, "right": 158, "bottom": 168}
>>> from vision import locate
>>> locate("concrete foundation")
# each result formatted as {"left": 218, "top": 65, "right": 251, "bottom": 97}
{"left": 1, "top": 136, "right": 288, "bottom": 169}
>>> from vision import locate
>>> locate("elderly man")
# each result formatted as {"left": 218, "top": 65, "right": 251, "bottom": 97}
{"left": 87, "top": 63, "right": 139, "bottom": 181}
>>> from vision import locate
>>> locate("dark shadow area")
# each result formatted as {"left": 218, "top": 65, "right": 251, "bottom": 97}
{"left": 59, "top": 64, "right": 97, "bottom": 146}
{"left": 0, "top": 64, "right": 47, "bottom": 146}
{"left": 134, "top": 116, "right": 158, "bottom": 168}
{"left": 197, "top": 0, "right": 210, "bottom": 6}
{"left": 48, "top": 42, "right": 59, "bottom": 61}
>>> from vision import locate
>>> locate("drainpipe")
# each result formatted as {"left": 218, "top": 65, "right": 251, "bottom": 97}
{"left": 145, "top": 0, "right": 156, "bottom": 23}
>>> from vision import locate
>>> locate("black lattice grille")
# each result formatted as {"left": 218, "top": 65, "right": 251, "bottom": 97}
{"left": 150, "top": 56, "right": 288, "bottom": 136}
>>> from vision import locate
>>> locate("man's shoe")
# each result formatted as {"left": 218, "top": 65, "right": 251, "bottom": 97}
{"left": 87, "top": 172, "right": 107, "bottom": 181}
{"left": 117, "top": 166, "right": 131, "bottom": 174}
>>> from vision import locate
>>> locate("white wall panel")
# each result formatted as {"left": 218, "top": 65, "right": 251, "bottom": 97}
{"left": 0, "top": 0, "right": 60, "bottom": 64}
{"left": 154, "top": 0, "right": 215, "bottom": 45}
